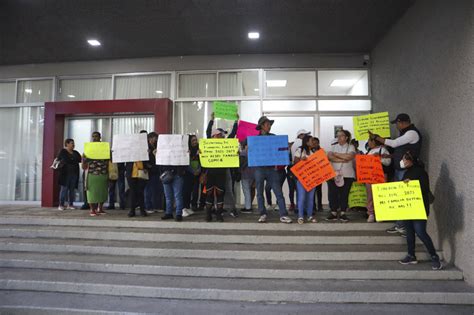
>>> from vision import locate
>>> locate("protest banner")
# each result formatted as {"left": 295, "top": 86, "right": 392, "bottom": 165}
{"left": 353, "top": 112, "right": 391, "bottom": 140}
{"left": 199, "top": 138, "right": 239, "bottom": 168}
{"left": 348, "top": 182, "right": 368, "bottom": 208}
{"left": 247, "top": 135, "right": 289, "bottom": 167}
{"left": 111, "top": 133, "right": 149, "bottom": 163}
{"left": 356, "top": 154, "right": 386, "bottom": 184}
{"left": 290, "top": 149, "right": 336, "bottom": 191}
{"left": 236, "top": 120, "right": 260, "bottom": 142}
{"left": 156, "top": 134, "right": 189, "bottom": 166}
{"left": 84, "top": 142, "right": 110, "bottom": 160}
{"left": 213, "top": 101, "right": 238, "bottom": 120}
{"left": 372, "top": 180, "right": 427, "bottom": 221}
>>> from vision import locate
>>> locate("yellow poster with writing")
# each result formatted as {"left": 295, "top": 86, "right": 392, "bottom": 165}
{"left": 348, "top": 182, "right": 367, "bottom": 208}
{"left": 199, "top": 138, "right": 239, "bottom": 168}
{"left": 353, "top": 112, "right": 391, "bottom": 141}
{"left": 372, "top": 180, "right": 427, "bottom": 221}
{"left": 84, "top": 142, "right": 110, "bottom": 160}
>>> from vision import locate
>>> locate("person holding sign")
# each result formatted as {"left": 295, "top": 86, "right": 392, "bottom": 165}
{"left": 365, "top": 135, "right": 391, "bottom": 223}
{"left": 252, "top": 116, "right": 292, "bottom": 224}
{"left": 397, "top": 151, "right": 442, "bottom": 270}
{"left": 293, "top": 134, "right": 319, "bottom": 224}
{"left": 82, "top": 132, "right": 109, "bottom": 217}
{"left": 326, "top": 130, "right": 356, "bottom": 222}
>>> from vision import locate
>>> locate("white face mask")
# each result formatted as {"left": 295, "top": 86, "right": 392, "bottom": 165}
{"left": 399, "top": 160, "right": 407, "bottom": 169}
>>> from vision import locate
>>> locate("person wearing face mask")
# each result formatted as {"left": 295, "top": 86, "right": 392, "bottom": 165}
{"left": 370, "top": 113, "right": 422, "bottom": 235}
{"left": 397, "top": 151, "right": 442, "bottom": 270}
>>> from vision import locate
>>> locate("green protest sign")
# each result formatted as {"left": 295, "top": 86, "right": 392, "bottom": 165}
{"left": 213, "top": 101, "right": 238, "bottom": 120}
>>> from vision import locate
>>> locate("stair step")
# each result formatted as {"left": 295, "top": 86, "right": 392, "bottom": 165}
{"left": 0, "top": 268, "right": 472, "bottom": 304}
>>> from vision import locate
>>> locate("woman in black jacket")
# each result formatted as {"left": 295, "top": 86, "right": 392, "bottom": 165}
{"left": 398, "top": 151, "right": 442, "bottom": 270}
{"left": 57, "top": 139, "right": 81, "bottom": 210}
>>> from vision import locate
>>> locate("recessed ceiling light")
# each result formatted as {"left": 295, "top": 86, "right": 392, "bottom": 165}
{"left": 248, "top": 32, "right": 260, "bottom": 39}
{"left": 25, "top": 89, "right": 33, "bottom": 93}
{"left": 330, "top": 79, "right": 357, "bottom": 87}
{"left": 155, "top": 90, "right": 163, "bottom": 94}
{"left": 253, "top": 88, "right": 259, "bottom": 92}
{"left": 67, "top": 95, "right": 76, "bottom": 98}
{"left": 266, "top": 80, "right": 287, "bottom": 87}
{"left": 87, "top": 39, "right": 101, "bottom": 46}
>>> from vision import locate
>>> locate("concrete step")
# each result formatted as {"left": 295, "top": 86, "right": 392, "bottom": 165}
{"left": 0, "top": 268, "right": 473, "bottom": 304}
{"left": 0, "top": 252, "right": 463, "bottom": 280}
{"left": 0, "top": 225, "right": 413, "bottom": 245}
{"left": 3, "top": 291, "right": 474, "bottom": 315}
{"left": 0, "top": 237, "right": 443, "bottom": 261}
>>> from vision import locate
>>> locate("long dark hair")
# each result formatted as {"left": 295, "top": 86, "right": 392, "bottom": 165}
{"left": 301, "top": 134, "right": 312, "bottom": 155}
{"left": 189, "top": 135, "right": 199, "bottom": 158}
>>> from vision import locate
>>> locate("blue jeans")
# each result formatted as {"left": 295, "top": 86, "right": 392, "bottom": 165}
{"left": 108, "top": 175, "right": 126, "bottom": 209}
{"left": 394, "top": 169, "right": 407, "bottom": 228}
{"left": 145, "top": 173, "right": 162, "bottom": 210}
{"left": 254, "top": 167, "right": 288, "bottom": 217}
{"left": 59, "top": 175, "right": 78, "bottom": 206}
{"left": 241, "top": 178, "right": 254, "bottom": 210}
{"left": 296, "top": 181, "right": 315, "bottom": 218}
{"left": 405, "top": 220, "right": 438, "bottom": 259}
{"left": 163, "top": 175, "right": 184, "bottom": 216}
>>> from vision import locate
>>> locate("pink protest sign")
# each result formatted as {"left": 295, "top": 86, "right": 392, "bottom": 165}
{"left": 236, "top": 120, "right": 260, "bottom": 142}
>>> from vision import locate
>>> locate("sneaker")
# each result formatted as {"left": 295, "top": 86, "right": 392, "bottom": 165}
{"left": 146, "top": 210, "right": 155, "bottom": 214}
{"left": 66, "top": 205, "right": 76, "bottom": 210}
{"left": 399, "top": 255, "right": 418, "bottom": 265}
{"left": 175, "top": 215, "right": 183, "bottom": 222}
{"left": 240, "top": 208, "right": 253, "bottom": 214}
{"left": 58, "top": 205, "right": 65, "bottom": 211}
{"left": 182, "top": 209, "right": 190, "bottom": 217}
{"left": 258, "top": 214, "right": 267, "bottom": 223}
{"left": 395, "top": 226, "right": 406, "bottom": 234}
{"left": 89, "top": 210, "right": 98, "bottom": 217}
{"left": 127, "top": 211, "right": 135, "bottom": 217}
{"left": 399, "top": 232, "right": 407, "bottom": 238}
{"left": 161, "top": 214, "right": 173, "bottom": 220}
{"left": 80, "top": 204, "right": 89, "bottom": 210}
{"left": 229, "top": 209, "right": 239, "bottom": 218}
{"left": 386, "top": 226, "right": 399, "bottom": 234}
{"left": 325, "top": 212, "right": 338, "bottom": 221}
{"left": 297, "top": 217, "right": 304, "bottom": 225}
{"left": 339, "top": 214, "right": 349, "bottom": 223}
{"left": 96, "top": 209, "right": 107, "bottom": 215}
{"left": 280, "top": 216, "right": 292, "bottom": 224}
{"left": 307, "top": 216, "right": 317, "bottom": 223}
{"left": 431, "top": 256, "right": 443, "bottom": 270}
{"left": 367, "top": 214, "right": 375, "bottom": 223}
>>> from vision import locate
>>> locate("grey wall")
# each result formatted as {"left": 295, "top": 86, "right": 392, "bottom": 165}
{"left": 371, "top": 0, "right": 473, "bottom": 283}
{"left": 0, "top": 53, "right": 367, "bottom": 80}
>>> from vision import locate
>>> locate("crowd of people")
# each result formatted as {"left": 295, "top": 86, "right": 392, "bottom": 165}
{"left": 54, "top": 112, "right": 442, "bottom": 270}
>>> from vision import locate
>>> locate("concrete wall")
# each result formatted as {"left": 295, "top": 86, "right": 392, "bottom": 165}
{"left": 371, "top": 0, "right": 473, "bottom": 283}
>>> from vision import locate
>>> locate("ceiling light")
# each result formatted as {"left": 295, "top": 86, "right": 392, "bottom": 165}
{"left": 67, "top": 95, "right": 76, "bottom": 98}
{"left": 266, "top": 80, "right": 287, "bottom": 87}
{"left": 248, "top": 32, "right": 260, "bottom": 39}
{"left": 87, "top": 39, "right": 101, "bottom": 46}
{"left": 330, "top": 79, "right": 357, "bottom": 87}
{"left": 24, "top": 89, "right": 33, "bottom": 93}
{"left": 155, "top": 90, "right": 163, "bottom": 94}
{"left": 253, "top": 88, "right": 259, "bottom": 92}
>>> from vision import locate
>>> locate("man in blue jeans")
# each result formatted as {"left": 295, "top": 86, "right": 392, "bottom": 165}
{"left": 253, "top": 116, "right": 292, "bottom": 224}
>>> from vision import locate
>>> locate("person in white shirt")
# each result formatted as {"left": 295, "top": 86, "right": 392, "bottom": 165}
{"left": 365, "top": 135, "right": 392, "bottom": 223}
{"left": 326, "top": 130, "right": 356, "bottom": 222}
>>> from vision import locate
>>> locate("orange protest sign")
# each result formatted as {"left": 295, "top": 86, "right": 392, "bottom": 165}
{"left": 356, "top": 155, "right": 385, "bottom": 184}
{"left": 291, "top": 149, "right": 336, "bottom": 192}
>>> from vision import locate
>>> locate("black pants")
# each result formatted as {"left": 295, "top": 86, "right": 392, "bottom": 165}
{"left": 313, "top": 184, "right": 323, "bottom": 209}
{"left": 327, "top": 178, "right": 354, "bottom": 212}
{"left": 183, "top": 172, "right": 203, "bottom": 209}
{"left": 128, "top": 178, "right": 146, "bottom": 212}
{"left": 287, "top": 174, "right": 296, "bottom": 205}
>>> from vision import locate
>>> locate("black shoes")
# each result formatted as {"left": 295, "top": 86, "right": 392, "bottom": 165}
{"left": 127, "top": 211, "right": 135, "bottom": 217}
{"left": 175, "top": 215, "right": 183, "bottom": 222}
{"left": 161, "top": 214, "right": 174, "bottom": 220}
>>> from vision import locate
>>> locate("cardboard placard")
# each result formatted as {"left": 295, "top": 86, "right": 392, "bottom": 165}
{"left": 356, "top": 154, "right": 386, "bottom": 184}
{"left": 84, "top": 142, "right": 110, "bottom": 160}
{"left": 213, "top": 101, "right": 238, "bottom": 121}
{"left": 111, "top": 133, "right": 149, "bottom": 163}
{"left": 236, "top": 120, "right": 260, "bottom": 142}
{"left": 247, "top": 135, "right": 290, "bottom": 167}
{"left": 348, "top": 182, "right": 368, "bottom": 208}
{"left": 199, "top": 138, "right": 239, "bottom": 168}
{"left": 353, "top": 112, "right": 391, "bottom": 141}
{"left": 156, "top": 134, "right": 189, "bottom": 166}
{"left": 290, "top": 149, "right": 336, "bottom": 191}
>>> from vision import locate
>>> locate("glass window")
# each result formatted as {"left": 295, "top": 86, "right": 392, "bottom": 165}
{"left": 265, "top": 70, "right": 316, "bottom": 97}
{"left": 240, "top": 101, "right": 261, "bottom": 124}
{"left": 58, "top": 78, "right": 112, "bottom": 101}
{"left": 265, "top": 116, "right": 314, "bottom": 140}
{"left": 17, "top": 79, "right": 53, "bottom": 103}
{"left": 318, "top": 70, "right": 369, "bottom": 96}
{"left": 318, "top": 100, "right": 371, "bottom": 111}
{"left": 175, "top": 101, "right": 209, "bottom": 138}
{"left": 112, "top": 116, "right": 155, "bottom": 135}
{"left": 0, "top": 82, "right": 16, "bottom": 104}
{"left": 0, "top": 106, "right": 44, "bottom": 201}
{"left": 218, "top": 71, "right": 259, "bottom": 97}
{"left": 263, "top": 100, "right": 316, "bottom": 112}
{"left": 179, "top": 73, "right": 217, "bottom": 98}
{"left": 114, "top": 74, "right": 171, "bottom": 99}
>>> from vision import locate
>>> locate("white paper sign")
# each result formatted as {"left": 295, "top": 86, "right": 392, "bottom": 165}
{"left": 156, "top": 134, "right": 189, "bottom": 166}
{"left": 112, "top": 133, "right": 149, "bottom": 163}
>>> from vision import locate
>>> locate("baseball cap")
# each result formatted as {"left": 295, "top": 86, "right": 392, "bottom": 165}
{"left": 256, "top": 116, "right": 274, "bottom": 130}
{"left": 391, "top": 113, "right": 411, "bottom": 124}
{"left": 296, "top": 129, "right": 311, "bottom": 137}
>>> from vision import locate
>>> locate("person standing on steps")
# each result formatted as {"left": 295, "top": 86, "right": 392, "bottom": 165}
{"left": 57, "top": 138, "right": 82, "bottom": 210}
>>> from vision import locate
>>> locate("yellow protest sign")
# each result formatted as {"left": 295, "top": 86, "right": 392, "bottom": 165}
{"left": 353, "top": 112, "right": 391, "bottom": 141}
{"left": 84, "top": 142, "right": 110, "bottom": 160}
{"left": 372, "top": 180, "right": 427, "bottom": 221}
{"left": 199, "top": 138, "right": 239, "bottom": 168}
{"left": 348, "top": 182, "right": 367, "bottom": 208}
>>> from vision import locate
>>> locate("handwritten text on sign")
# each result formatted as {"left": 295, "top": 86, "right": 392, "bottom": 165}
{"left": 199, "top": 138, "right": 239, "bottom": 168}
{"left": 353, "top": 112, "right": 391, "bottom": 141}
{"left": 213, "top": 101, "right": 238, "bottom": 121}
{"left": 356, "top": 155, "right": 386, "bottom": 184}
{"left": 84, "top": 142, "right": 110, "bottom": 160}
{"left": 156, "top": 134, "right": 189, "bottom": 166}
{"left": 348, "top": 182, "right": 368, "bottom": 208}
{"left": 247, "top": 135, "right": 289, "bottom": 167}
{"left": 372, "top": 180, "right": 427, "bottom": 221}
{"left": 236, "top": 120, "right": 260, "bottom": 142}
{"left": 290, "top": 149, "right": 336, "bottom": 192}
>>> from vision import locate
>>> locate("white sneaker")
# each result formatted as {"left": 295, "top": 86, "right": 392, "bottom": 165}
{"left": 58, "top": 205, "right": 65, "bottom": 211}
{"left": 367, "top": 214, "right": 375, "bottom": 223}
{"left": 186, "top": 208, "right": 194, "bottom": 215}
{"left": 258, "top": 214, "right": 267, "bottom": 223}
{"left": 182, "top": 208, "right": 190, "bottom": 217}
{"left": 280, "top": 216, "right": 293, "bottom": 224}
{"left": 146, "top": 210, "right": 155, "bottom": 214}
{"left": 66, "top": 205, "right": 76, "bottom": 210}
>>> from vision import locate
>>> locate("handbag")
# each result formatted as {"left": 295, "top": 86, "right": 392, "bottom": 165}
{"left": 108, "top": 161, "right": 119, "bottom": 180}
{"left": 137, "top": 169, "right": 149, "bottom": 180}
{"left": 160, "top": 170, "right": 175, "bottom": 184}
{"left": 334, "top": 145, "right": 349, "bottom": 187}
